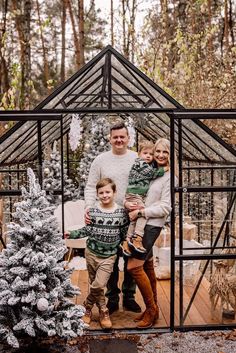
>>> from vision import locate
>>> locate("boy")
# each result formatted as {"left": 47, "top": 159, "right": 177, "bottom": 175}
{"left": 121, "top": 141, "right": 167, "bottom": 256}
{"left": 67, "top": 178, "right": 128, "bottom": 329}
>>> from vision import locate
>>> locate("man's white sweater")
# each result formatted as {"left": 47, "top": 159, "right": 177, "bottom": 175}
{"left": 85, "top": 150, "right": 137, "bottom": 208}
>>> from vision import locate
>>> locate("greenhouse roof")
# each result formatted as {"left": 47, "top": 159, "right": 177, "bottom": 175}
{"left": 0, "top": 45, "right": 235, "bottom": 165}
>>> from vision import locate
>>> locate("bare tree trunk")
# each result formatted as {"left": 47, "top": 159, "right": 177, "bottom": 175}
{"left": 12, "top": 0, "right": 31, "bottom": 109}
{"left": 36, "top": 0, "right": 49, "bottom": 88}
{"left": 207, "top": 0, "right": 213, "bottom": 54}
{"left": 177, "top": 0, "right": 187, "bottom": 31}
{"left": 61, "top": 0, "right": 66, "bottom": 82}
{"left": 228, "top": 0, "right": 234, "bottom": 47}
{"left": 160, "top": 0, "right": 169, "bottom": 67}
{"left": 110, "top": 0, "right": 114, "bottom": 46}
{"left": 130, "top": 0, "right": 136, "bottom": 63}
{"left": 224, "top": 0, "right": 229, "bottom": 53}
{"left": 121, "top": 0, "right": 137, "bottom": 61}
{"left": 0, "top": 0, "right": 10, "bottom": 102}
{"left": 121, "top": 0, "right": 128, "bottom": 58}
{"left": 78, "top": 0, "right": 85, "bottom": 67}
{"left": 66, "top": 0, "right": 80, "bottom": 68}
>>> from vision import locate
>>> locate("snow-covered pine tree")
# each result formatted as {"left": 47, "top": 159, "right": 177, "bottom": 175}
{"left": 77, "top": 115, "right": 110, "bottom": 198}
{"left": 43, "top": 142, "right": 78, "bottom": 204}
{"left": 0, "top": 169, "right": 85, "bottom": 348}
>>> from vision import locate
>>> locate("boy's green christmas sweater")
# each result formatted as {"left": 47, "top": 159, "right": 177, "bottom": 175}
{"left": 69, "top": 205, "right": 129, "bottom": 258}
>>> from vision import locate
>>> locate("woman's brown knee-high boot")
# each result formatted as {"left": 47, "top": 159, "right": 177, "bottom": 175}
{"left": 144, "top": 260, "right": 159, "bottom": 319}
{"left": 134, "top": 260, "right": 159, "bottom": 322}
{"left": 129, "top": 265, "right": 157, "bottom": 328}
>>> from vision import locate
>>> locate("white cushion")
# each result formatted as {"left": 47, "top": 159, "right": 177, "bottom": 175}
{"left": 54, "top": 200, "right": 85, "bottom": 232}
{"left": 54, "top": 200, "right": 87, "bottom": 249}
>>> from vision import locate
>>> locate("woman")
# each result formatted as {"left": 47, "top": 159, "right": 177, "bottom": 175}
{"left": 126, "top": 138, "right": 172, "bottom": 329}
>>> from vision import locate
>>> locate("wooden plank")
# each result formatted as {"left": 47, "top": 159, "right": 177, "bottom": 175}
{"left": 70, "top": 269, "right": 234, "bottom": 330}
{"left": 156, "top": 280, "right": 170, "bottom": 325}
{"left": 181, "top": 284, "right": 206, "bottom": 325}
{"left": 158, "top": 279, "right": 180, "bottom": 325}
{"left": 71, "top": 270, "right": 167, "bottom": 329}
{"left": 184, "top": 280, "right": 219, "bottom": 324}
{"left": 173, "top": 285, "right": 192, "bottom": 325}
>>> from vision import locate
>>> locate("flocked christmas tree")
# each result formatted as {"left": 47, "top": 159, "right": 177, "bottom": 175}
{"left": 43, "top": 142, "right": 79, "bottom": 204}
{"left": 77, "top": 115, "right": 110, "bottom": 198}
{"left": 0, "top": 169, "right": 84, "bottom": 348}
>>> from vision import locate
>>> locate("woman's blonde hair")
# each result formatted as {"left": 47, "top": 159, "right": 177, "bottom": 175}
{"left": 154, "top": 138, "right": 178, "bottom": 176}
{"left": 154, "top": 138, "right": 170, "bottom": 164}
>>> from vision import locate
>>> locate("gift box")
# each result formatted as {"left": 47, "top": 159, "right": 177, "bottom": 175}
{"left": 176, "top": 223, "right": 197, "bottom": 240}
{"left": 176, "top": 216, "right": 192, "bottom": 224}
{"left": 154, "top": 239, "right": 203, "bottom": 284}
{"left": 155, "top": 227, "right": 171, "bottom": 247}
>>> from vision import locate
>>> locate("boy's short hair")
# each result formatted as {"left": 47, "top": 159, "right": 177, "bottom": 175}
{"left": 96, "top": 178, "right": 116, "bottom": 193}
{"left": 110, "top": 121, "right": 129, "bottom": 135}
{"left": 138, "top": 140, "right": 154, "bottom": 154}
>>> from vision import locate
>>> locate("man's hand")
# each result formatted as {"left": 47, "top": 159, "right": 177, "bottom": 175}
{"left": 124, "top": 201, "right": 141, "bottom": 211}
{"left": 84, "top": 207, "right": 91, "bottom": 225}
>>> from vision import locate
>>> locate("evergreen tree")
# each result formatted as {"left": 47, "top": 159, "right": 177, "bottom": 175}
{"left": 43, "top": 142, "right": 79, "bottom": 204}
{"left": 77, "top": 115, "right": 110, "bottom": 198}
{"left": 0, "top": 169, "right": 84, "bottom": 348}
{"left": 84, "top": 0, "right": 108, "bottom": 60}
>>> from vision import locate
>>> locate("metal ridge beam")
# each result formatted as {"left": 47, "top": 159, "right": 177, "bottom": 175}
{"left": 1, "top": 108, "right": 236, "bottom": 115}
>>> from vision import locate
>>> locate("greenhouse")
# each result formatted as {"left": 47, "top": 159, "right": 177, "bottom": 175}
{"left": 0, "top": 46, "right": 236, "bottom": 335}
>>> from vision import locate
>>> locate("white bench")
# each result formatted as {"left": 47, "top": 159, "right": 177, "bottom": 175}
{"left": 54, "top": 200, "right": 87, "bottom": 261}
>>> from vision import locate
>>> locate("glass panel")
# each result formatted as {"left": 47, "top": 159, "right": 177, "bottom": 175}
{"left": 111, "top": 55, "right": 177, "bottom": 108}
{"left": 42, "top": 56, "right": 105, "bottom": 109}
{"left": 182, "top": 120, "right": 232, "bottom": 163}
{"left": 0, "top": 121, "right": 36, "bottom": 164}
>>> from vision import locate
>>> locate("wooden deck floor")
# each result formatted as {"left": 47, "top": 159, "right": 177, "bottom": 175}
{"left": 70, "top": 270, "right": 236, "bottom": 330}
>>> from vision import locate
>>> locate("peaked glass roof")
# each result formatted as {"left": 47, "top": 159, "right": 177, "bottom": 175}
{"left": 0, "top": 45, "right": 235, "bottom": 165}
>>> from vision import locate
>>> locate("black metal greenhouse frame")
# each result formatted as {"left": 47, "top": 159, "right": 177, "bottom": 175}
{"left": 0, "top": 44, "right": 235, "bottom": 334}
{"left": 0, "top": 109, "right": 236, "bottom": 334}
{"left": 169, "top": 110, "right": 236, "bottom": 332}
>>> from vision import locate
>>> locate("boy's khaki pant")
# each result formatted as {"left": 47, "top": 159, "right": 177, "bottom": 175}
{"left": 125, "top": 193, "right": 147, "bottom": 238}
{"left": 85, "top": 248, "right": 117, "bottom": 309}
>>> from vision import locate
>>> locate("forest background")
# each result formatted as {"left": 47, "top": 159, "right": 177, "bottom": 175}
{"left": 0, "top": 0, "right": 235, "bottom": 144}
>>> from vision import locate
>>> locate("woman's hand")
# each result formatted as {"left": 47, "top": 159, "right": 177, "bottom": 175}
{"left": 129, "top": 209, "right": 139, "bottom": 221}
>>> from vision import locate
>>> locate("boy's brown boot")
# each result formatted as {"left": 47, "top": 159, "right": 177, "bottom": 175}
{"left": 128, "top": 235, "right": 147, "bottom": 253}
{"left": 82, "top": 305, "right": 92, "bottom": 325}
{"left": 120, "top": 240, "right": 132, "bottom": 257}
{"left": 99, "top": 307, "right": 112, "bottom": 329}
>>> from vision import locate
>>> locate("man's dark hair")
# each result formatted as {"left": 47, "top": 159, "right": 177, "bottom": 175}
{"left": 110, "top": 121, "right": 129, "bottom": 135}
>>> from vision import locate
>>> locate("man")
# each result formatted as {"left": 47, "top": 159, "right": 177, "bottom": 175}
{"left": 84, "top": 121, "right": 141, "bottom": 315}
